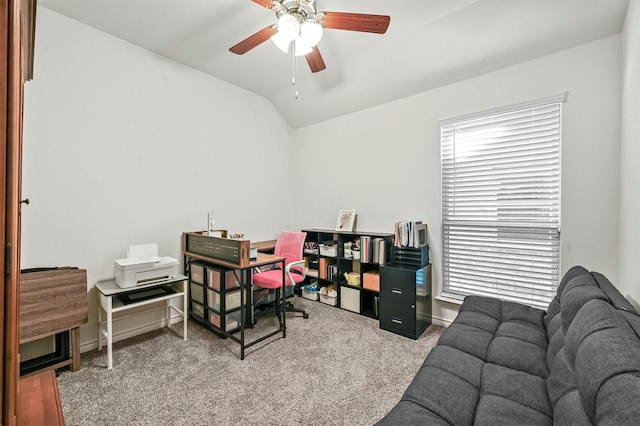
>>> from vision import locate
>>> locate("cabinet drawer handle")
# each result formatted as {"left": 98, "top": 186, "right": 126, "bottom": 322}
{"left": 391, "top": 288, "right": 403, "bottom": 295}
{"left": 392, "top": 317, "right": 403, "bottom": 325}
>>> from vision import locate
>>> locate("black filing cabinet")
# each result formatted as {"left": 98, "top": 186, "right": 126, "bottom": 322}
{"left": 379, "top": 262, "right": 432, "bottom": 339}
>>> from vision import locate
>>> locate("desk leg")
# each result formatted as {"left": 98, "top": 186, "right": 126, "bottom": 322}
{"left": 97, "top": 294, "right": 103, "bottom": 351}
{"left": 240, "top": 270, "right": 245, "bottom": 360}
{"left": 106, "top": 296, "right": 113, "bottom": 370}
{"left": 183, "top": 279, "right": 188, "bottom": 340}
{"left": 282, "top": 265, "right": 286, "bottom": 339}
{"left": 71, "top": 327, "right": 81, "bottom": 372}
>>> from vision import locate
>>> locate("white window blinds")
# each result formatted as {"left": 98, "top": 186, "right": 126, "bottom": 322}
{"left": 440, "top": 94, "right": 566, "bottom": 309}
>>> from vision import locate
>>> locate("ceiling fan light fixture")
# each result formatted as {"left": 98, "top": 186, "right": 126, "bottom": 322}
{"left": 276, "top": 13, "right": 300, "bottom": 42}
{"left": 271, "top": 31, "right": 291, "bottom": 53}
{"left": 293, "top": 37, "right": 313, "bottom": 56}
{"left": 300, "top": 21, "right": 322, "bottom": 46}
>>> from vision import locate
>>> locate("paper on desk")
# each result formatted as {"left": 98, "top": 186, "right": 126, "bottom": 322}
{"left": 127, "top": 243, "right": 160, "bottom": 261}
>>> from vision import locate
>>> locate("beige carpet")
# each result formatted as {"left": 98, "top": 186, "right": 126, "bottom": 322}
{"left": 57, "top": 296, "right": 443, "bottom": 425}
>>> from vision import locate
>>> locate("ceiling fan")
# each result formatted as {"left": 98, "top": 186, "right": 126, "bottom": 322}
{"left": 229, "top": 0, "right": 391, "bottom": 73}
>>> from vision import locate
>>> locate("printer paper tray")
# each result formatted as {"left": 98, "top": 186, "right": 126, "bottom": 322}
{"left": 117, "top": 286, "right": 177, "bottom": 305}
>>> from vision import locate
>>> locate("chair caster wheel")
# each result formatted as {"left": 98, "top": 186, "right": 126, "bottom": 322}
{"left": 303, "top": 313, "right": 309, "bottom": 319}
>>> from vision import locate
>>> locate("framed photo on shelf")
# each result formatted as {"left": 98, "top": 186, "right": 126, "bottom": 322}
{"left": 335, "top": 210, "right": 356, "bottom": 232}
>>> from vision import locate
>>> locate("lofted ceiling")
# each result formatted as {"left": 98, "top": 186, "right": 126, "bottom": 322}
{"left": 39, "top": 0, "right": 629, "bottom": 129}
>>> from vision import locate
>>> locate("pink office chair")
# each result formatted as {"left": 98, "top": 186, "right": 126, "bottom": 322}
{"left": 252, "top": 231, "right": 309, "bottom": 320}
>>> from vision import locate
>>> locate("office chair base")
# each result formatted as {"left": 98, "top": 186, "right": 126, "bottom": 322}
{"left": 254, "top": 298, "right": 309, "bottom": 320}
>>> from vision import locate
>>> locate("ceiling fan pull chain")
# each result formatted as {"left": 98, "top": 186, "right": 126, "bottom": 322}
{"left": 292, "top": 44, "right": 299, "bottom": 99}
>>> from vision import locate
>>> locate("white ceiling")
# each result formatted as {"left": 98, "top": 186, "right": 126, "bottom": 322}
{"left": 39, "top": 0, "right": 629, "bottom": 129}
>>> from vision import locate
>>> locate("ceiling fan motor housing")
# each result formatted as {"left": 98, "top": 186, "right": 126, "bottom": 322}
{"left": 276, "top": 0, "right": 318, "bottom": 23}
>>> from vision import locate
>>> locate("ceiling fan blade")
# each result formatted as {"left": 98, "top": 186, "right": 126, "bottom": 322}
{"left": 305, "top": 46, "right": 326, "bottom": 73}
{"left": 229, "top": 26, "right": 278, "bottom": 55}
{"left": 251, "top": 0, "right": 275, "bottom": 8}
{"left": 321, "top": 12, "right": 390, "bottom": 34}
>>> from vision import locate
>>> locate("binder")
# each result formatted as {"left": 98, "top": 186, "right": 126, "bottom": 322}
{"left": 394, "top": 221, "right": 428, "bottom": 248}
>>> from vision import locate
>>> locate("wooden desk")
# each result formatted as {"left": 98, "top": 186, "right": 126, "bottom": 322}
{"left": 253, "top": 239, "right": 277, "bottom": 253}
{"left": 183, "top": 250, "right": 286, "bottom": 360}
{"left": 17, "top": 370, "right": 65, "bottom": 426}
{"left": 20, "top": 268, "right": 88, "bottom": 374}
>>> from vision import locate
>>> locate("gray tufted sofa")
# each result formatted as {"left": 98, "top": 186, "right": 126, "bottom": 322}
{"left": 376, "top": 266, "right": 640, "bottom": 425}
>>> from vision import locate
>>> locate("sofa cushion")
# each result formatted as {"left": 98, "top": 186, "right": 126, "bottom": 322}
{"left": 559, "top": 272, "right": 608, "bottom": 333}
{"left": 474, "top": 363, "right": 552, "bottom": 425}
{"left": 544, "top": 265, "right": 589, "bottom": 329}
{"left": 439, "top": 296, "right": 548, "bottom": 377}
{"left": 590, "top": 271, "right": 639, "bottom": 315}
{"left": 546, "top": 344, "right": 592, "bottom": 425}
{"left": 396, "top": 345, "right": 483, "bottom": 425}
{"left": 567, "top": 300, "right": 640, "bottom": 425}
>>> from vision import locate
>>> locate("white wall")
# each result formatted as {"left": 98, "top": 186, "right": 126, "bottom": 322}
{"left": 22, "top": 7, "right": 628, "bottom": 343}
{"left": 21, "top": 8, "right": 294, "bottom": 350}
{"left": 292, "top": 35, "right": 622, "bottom": 324}
{"left": 619, "top": 1, "right": 640, "bottom": 308}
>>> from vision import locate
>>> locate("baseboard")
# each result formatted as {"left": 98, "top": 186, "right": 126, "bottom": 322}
{"left": 80, "top": 313, "right": 184, "bottom": 354}
{"left": 430, "top": 316, "right": 452, "bottom": 328}
{"left": 80, "top": 312, "right": 450, "bottom": 354}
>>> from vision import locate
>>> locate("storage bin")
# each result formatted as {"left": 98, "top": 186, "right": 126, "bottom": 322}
{"left": 340, "top": 286, "right": 360, "bottom": 313}
{"left": 302, "top": 288, "right": 319, "bottom": 301}
{"left": 207, "top": 289, "right": 241, "bottom": 312}
{"left": 190, "top": 262, "right": 204, "bottom": 284}
{"left": 208, "top": 311, "right": 242, "bottom": 332}
{"left": 319, "top": 287, "right": 337, "bottom": 306}
{"left": 190, "top": 282, "right": 204, "bottom": 304}
{"left": 191, "top": 302, "right": 205, "bottom": 318}
{"left": 207, "top": 268, "right": 239, "bottom": 291}
{"left": 319, "top": 242, "right": 337, "bottom": 257}
{"left": 209, "top": 311, "right": 221, "bottom": 328}
{"left": 225, "top": 311, "right": 242, "bottom": 332}
{"left": 363, "top": 271, "right": 380, "bottom": 292}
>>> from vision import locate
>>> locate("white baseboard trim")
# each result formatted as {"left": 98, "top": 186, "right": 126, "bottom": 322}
{"left": 80, "top": 313, "right": 185, "bottom": 354}
{"left": 430, "top": 316, "right": 452, "bottom": 328}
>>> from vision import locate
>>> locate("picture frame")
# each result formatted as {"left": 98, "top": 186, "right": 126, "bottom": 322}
{"left": 335, "top": 210, "right": 356, "bottom": 232}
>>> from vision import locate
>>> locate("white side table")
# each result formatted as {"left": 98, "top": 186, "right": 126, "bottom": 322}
{"left": 95, "top": 275, "right": 188, "bottom": 370}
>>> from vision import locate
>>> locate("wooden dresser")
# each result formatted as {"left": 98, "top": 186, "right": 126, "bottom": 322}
{"left": 17, "top": 370, "right": 65, "bottom": 426}
{"left": 20, "top": 268, "right": 88, "bottom": 373}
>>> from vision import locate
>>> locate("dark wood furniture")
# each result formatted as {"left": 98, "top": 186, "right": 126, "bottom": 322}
{"left": 20, "top": 268, "right": 88, "bottom": 374}
{"left": 379, "top": 246, "right": 432, "bottom": 339}
{"left": 3, "top": 1, "right": 38, "bottom": 422}
{"left": 253, "top": 239, "right": 277, "bottom": 253}
{"left": 17, "top": 370, "right": 64, "bottom": 426}
{"left": 301, "top": 228, "right": 394, "bottom": 318}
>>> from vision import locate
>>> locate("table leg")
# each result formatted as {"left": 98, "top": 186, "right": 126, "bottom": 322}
{"left": 71, "top": 327, "right": 81, "bottom": 372}
{"left": 240, "top": 270, "right": 245, "bottom": 360}
{"left": 97, "top": 295, "right": 103, "bottom": 351}
{"left": 183, "top": 279, "right": 188, "bottom": 340}
{"left": 107, "top": 296, "right": 113, "bottom": 370}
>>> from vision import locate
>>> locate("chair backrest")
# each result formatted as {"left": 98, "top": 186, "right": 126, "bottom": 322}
{"left": 274, "top": 231, "right": 307, "bottom": 267}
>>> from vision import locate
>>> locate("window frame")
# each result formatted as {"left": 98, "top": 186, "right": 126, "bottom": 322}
{"left": 439, "top": 93, "right": 568, "bottom": 309}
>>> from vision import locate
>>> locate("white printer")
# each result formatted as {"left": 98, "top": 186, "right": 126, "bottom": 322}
{"left": 114, "top": 243, "right": 179, "bottom": 288}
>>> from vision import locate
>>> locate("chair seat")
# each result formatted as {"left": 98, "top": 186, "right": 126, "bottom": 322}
{"left": 253, "top": 269, "right": 305, "bottom": 290}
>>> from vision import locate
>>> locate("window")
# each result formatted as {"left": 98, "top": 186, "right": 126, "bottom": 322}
{"left": 440, "top": 94, "right": 566, "bottom": 309}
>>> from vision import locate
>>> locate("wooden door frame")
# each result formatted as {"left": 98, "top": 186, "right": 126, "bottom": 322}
{"left": 2, "top": 0, "right": 35, "bottom": 424}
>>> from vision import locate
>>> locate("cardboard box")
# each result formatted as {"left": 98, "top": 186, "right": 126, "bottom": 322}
{"left": 363, "top": 271, "right": 380, "bottom": 292}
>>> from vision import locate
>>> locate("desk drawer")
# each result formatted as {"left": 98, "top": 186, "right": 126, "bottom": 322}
{"left": 379, "top": 298, "right": 416, "bottom": 338}
{"left": 380, "top": 267, "right": 415, "bottom": 303}
{"left": 190, "top": 282, "right": 204, "bottom": 304}
{"left": 191, "top": 302, "right": 205, "bottom": 319}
